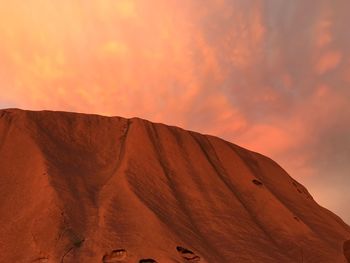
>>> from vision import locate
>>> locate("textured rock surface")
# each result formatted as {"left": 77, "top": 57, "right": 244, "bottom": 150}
{"left": 0, "top": 109, "right": 349, "bottom": 263}
{"left": 344, "top": 240, "right": 350, "bottom": 262}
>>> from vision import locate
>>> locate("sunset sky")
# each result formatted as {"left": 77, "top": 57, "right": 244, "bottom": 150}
{"left": 0, "top": 0, "right": 349, "bottom": 223}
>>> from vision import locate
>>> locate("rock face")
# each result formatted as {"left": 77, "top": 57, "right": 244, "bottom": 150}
{"left": 0, "top": 109, "right": 349, "bottom": 263}
{"left": 344, "top": 240, "right": 350, "bottom": 262}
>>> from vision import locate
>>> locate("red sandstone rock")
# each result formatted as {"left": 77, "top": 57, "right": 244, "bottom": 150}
{"left": 0, "top": 109, "right": 349, "bottom": 262}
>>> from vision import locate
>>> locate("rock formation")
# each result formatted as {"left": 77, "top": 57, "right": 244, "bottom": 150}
{"left": 0, "top": 109, "right": 349, "bottom": 262}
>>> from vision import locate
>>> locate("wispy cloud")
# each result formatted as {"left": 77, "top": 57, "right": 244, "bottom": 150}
{"left": 0, "top": 0, "right": 349, "bottom": 223}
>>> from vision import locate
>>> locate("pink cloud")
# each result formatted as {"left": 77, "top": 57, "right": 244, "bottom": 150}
{"left": 0, "top": 0, "right": 349, "bottom": 223}
{"left": 315, "top": 50, "right": 342, "bottom": 75}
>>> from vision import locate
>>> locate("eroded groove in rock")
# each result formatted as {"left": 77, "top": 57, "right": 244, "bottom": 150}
{"left": 189, "top": 132, "right": 286, "bottom": 256}
{"left": 176, "top": 246, "right": 201, "bottom": 261}
{"left": 252, "top": 179, "right": 263, "bottom": 186}
{"left": 139, "top": 259, "right": 157, "bottom": 263}
{"left": 103, "top": 249, "right": 127, "bottom": 262}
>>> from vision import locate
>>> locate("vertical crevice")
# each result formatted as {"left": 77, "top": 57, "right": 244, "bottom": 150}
{"left": 95, "top": 118, "right": 132, "bottom": 236}
{"left": 188, "top": 132, "right": 290, "bottom": 260}
{"left": 226, "top": 143, "right": 336, "bottom": 249}
{"left": 142, "top": 121, "right": 221, "bottom": 261}
{"left": 99, "top": 118, "right": 131, "bottom": 192}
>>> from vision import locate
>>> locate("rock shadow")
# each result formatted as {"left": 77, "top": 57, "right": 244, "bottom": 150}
{"left": 176, "top": 246, "right": 200, "bottom": 261}
{"left": 344, "top": 240, "right": 350, "bottom": 262}
{"left": 252, "top": 179, "right": 263, "bottom": 186}
{"left": 103, "top": 249, "right": 127, "bottom": 262}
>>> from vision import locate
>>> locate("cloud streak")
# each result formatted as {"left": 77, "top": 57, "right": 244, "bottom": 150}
{"left": 0, "top": 0, "right": 349, "bottom": 223}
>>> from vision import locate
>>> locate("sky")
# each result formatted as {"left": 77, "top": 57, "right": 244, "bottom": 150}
{"left": 0, "top": 0, "right": 349, "bottom": 223}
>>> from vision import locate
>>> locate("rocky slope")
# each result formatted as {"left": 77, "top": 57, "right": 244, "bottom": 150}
{"left": 0, "top": 109, "right": 349, "bottom": 263}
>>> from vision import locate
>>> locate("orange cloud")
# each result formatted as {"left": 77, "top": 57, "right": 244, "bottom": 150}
{"left": 315, "top": 50, "right": 342, "bottom": 74}
{"left": 0, "top": 0, "right": 349, "bottom": 223}
{"left": 315, "top": 17, "right": 333, "bottom": 48}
